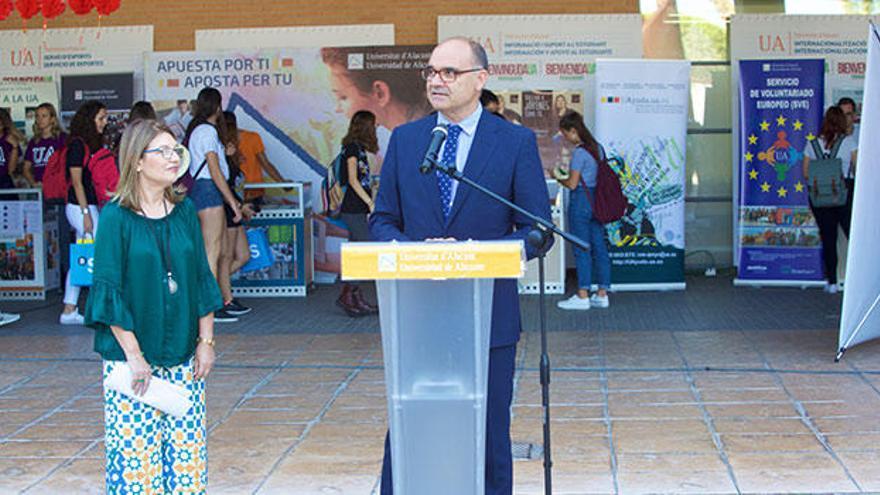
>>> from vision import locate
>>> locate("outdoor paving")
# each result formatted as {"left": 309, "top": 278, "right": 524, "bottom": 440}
{"left": 1, "top": 275, "right": 879, "bottom": 494}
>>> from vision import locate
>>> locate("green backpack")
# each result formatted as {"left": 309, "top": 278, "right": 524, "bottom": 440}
{"left": 808, "top": 138, "right": 848, "bottom": 208}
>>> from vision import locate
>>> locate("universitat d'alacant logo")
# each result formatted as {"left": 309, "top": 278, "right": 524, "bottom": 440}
{"left": 744, "top": 114, "right": 814, "bottom": 200}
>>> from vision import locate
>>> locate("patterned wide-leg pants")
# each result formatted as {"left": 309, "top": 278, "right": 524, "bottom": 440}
{"left": 102, "top": 359, "right": 207, "bottom": 494}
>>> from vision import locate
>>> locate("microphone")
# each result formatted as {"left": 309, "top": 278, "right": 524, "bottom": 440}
{"left": 419, "top": 124, "right": 448, "bottom": 174}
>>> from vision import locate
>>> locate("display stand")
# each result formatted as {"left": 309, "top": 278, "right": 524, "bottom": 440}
{"left": 231, "top": 182, "right": 312, "bottom": 297}
{"left": 341, "top": 241, "right": 525, "bottom": 495}
{"left": 0, "top": 189, "right": 57, "bottom": 300}
{"left": 520, "top": 180, "right": 566, "bottom": 295}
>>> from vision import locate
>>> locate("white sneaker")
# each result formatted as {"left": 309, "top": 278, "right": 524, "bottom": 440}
{"left": 825, "top": 283, "right": 839, "bottom": 294}
{"left": 590, "top": 294, "right": 610, "bottom": 308}
{"left": 557, "top": 294, "right": 591, "bottom": 310}
{"left": 0, "top": 312, "right": 21, "bottom": 327}
{"left": 59, "top": 310, "right": 84, "bottom": 325}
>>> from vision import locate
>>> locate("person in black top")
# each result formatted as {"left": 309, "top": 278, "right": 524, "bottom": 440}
{"left": 0, "top": 108, "right": 24, "bottom": 189}
{"left": 128, "top": 101, "right": 157, "bottom": 122}
{"left": 61, "top": 100, "right": 108, "bottom": 325}
{"left": 215, "top": 111, "right": 255, "bottom": 321}
{"left": 337, "top": 110, "right": 379, "bottom": 317}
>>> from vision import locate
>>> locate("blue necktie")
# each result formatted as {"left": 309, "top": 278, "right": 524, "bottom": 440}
{"left": 437, "top": 124, "right": 462, "bottom": 219}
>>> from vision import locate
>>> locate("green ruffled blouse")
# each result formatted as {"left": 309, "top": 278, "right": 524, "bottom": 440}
{"left": 85, "top": 198, "right": 223, "bottom": 367}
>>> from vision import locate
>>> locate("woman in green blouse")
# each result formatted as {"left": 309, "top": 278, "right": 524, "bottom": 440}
{"left": 85, "top": 119, "right": 223, "bottom": 494}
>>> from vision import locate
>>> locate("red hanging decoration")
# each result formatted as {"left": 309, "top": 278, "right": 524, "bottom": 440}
{"left": 93, "top": 0, "right": 117, "bottom": 16}
{"left": 91, "top": 0, "right": 118, "bottom": 38}
{"left": 67, "top": 0, "right": 91, "bottom": 15}
{"left": 40, "top": 0, "right": 64, "bottom": 29}
{"left": 14, "top": 0, "right": 40, "bottom": 20}
{"left": 41, "top": 0, "right": 64, "bottom": 18}
{"left": 14, "top": 0, "right": 39, "bottom": 30}
{"left": 0, "top": 0, "right": 13, "bottom": 21}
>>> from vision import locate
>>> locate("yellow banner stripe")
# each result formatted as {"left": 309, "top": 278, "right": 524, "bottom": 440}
{"left": 341, "top": 241, "right": 524, "bottom": 280}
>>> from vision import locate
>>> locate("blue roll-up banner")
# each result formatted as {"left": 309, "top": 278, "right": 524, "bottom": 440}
{"left": 736, "top": 59, "right": 825, "bottom": 284}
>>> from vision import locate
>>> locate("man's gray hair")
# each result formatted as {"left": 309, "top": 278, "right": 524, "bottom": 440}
{"left": 440, "top": 36, "right": 489, "bottom": 69}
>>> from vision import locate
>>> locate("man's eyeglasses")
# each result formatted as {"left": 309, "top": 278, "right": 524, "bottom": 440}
{"left": 420, "top": 66, "right": 485, "bottom": 83}
{"left": 144, "top": 144, "right": 187, "bottom": 161}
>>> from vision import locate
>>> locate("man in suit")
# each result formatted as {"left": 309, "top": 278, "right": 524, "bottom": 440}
{"left": 370, "top": 37, "right": 552, "bottom": 495}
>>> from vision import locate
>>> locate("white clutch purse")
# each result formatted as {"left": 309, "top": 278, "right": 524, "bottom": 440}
{"left": 104, "top": 363, "right": 193, "bottom": 417}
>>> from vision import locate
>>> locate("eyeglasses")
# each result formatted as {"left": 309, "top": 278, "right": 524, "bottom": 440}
{"left": 144, "top": 144, "right": 187, "bottom": 161}
{"left": 420, "top": 66, "right": 485, "bottom": 83}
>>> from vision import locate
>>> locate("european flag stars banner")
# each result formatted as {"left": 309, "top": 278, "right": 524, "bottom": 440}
{"left": 737, "top": 60, "right": 825, "bottom": 283}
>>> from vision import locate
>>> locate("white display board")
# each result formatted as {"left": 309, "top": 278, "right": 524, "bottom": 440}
{"left": 438, "top": 14, "right": 643, "bottom": 128}
{"left": 196, "top": 24, "right": 394, "bottom": 50}
{"left": 595, "top": 59, "right": 690, "bottom": 291}
{"left": 145, "top": 45, "right": 434, "bottom": 210}
{"left": 839, "top": 24, "right": 880, "bottom": 355}
{"left": 0, "top": 79, "right": 60, "bottom": 139}
{"left": 0, "top": 25, "right": 153, "bottom": 100}
{"left": 729, "top": 14, "right": 880, "bottom": 264}
{"left": 0, "top": 189, "right": 49, "bottom": 300}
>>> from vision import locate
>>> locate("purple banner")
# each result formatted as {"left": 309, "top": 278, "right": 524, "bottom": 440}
{"left": 737, "top": 60, "right": 825, "bottom": 281}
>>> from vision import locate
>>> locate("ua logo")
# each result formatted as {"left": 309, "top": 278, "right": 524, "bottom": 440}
{"left": 32, "top": 146, "right": 55, "bottom": 166}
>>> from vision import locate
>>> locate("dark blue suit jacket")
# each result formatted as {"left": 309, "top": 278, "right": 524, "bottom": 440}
{"left": 369, "top": 110, "right": 552, "bottom": 348}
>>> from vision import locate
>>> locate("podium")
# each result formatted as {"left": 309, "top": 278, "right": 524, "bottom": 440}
{"left": 341, "top": 240, "right": 525, "bottom": 495}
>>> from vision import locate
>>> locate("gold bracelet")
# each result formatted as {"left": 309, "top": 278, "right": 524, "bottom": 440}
{"left": 197, "top": 337, "right": 216, "bottom": 347}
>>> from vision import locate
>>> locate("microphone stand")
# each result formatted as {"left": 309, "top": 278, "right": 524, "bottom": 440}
{"left": 428, "top": 157, "right": 590, "bottom": 495}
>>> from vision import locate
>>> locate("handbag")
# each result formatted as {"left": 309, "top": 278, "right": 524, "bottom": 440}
{"left": 103, "top": 363, "right": 193, "bottom": 417}
{"left": 68, "top": 237, "right": 94, "bottom": 287}
{"left": 240, "top": 228, "right": 275, "bottom": 272}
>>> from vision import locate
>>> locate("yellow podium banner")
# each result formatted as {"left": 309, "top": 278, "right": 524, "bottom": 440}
{"left": 341, "top": 241, "right": 525, "bottom": 280}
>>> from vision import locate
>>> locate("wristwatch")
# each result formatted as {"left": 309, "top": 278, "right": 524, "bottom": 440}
{"left": 81, "top": 207, "right": 90, "bottom": 216}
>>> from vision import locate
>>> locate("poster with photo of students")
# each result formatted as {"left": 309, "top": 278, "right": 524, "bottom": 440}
{"left": 0, "top": 79, "right": 59, "bottom": 139}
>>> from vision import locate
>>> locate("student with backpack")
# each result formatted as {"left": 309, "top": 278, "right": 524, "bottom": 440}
{"left": 553, "top": 110, "right": 612, "bottom": 310}
{"left": 60, "top": 101, "right": 113, "bottom": 325}
{"left": 335, "top": 110, "right": 379, "bottom": 317}
{"left": 182, "top": 88, "right": 242, "bottom": 324}
{"left": 803, "top": 105, "right": 858, "bottom": 294}
{"left": 22, "top": 103, "right": 66, "bottom": 187}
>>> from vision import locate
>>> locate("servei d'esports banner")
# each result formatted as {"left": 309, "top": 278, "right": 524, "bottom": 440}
{"left": 736, "top": 59, "right": 825, "bottom": 285}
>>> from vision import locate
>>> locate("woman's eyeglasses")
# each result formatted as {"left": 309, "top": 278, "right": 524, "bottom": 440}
{"left": 144, "top": 145, "right": 187, "bottom": 161}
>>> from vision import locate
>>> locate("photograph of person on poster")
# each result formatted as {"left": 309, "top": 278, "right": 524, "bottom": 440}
{"left": 320, "top": 47, "right": 433, "bottom": 160}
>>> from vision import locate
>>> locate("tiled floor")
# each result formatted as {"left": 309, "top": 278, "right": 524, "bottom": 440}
{"left": 2, "top": 279, "right": 880, "bottom": 494}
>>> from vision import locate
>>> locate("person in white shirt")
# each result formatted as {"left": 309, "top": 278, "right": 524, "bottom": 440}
{"left": 182, "top": 88, "right": 242, "bottom": 322}
{"left": 837, "top": 97, "right": 859, "bottom": 235}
